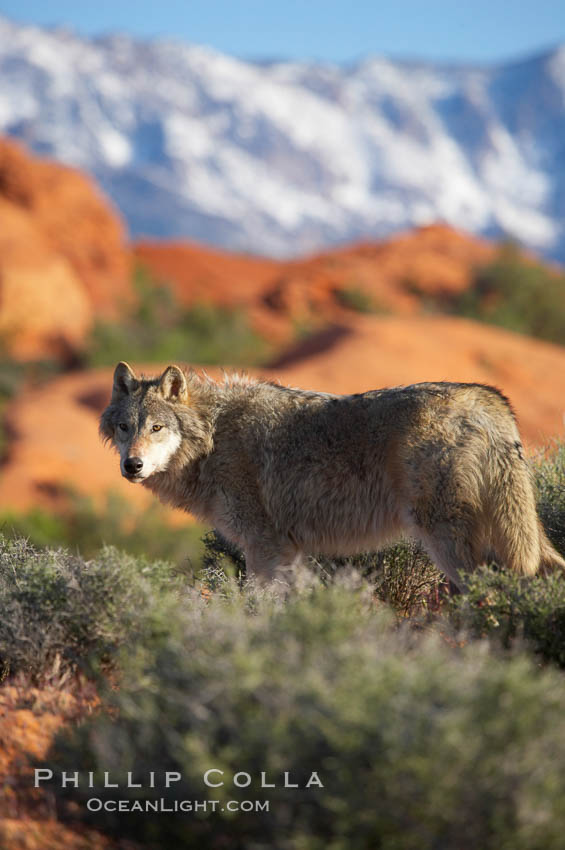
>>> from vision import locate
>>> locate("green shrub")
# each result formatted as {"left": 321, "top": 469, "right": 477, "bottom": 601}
{"left": 201, "top": 530, "right": 442, "bottom": 617}
{"left": 86, "top": 265, "right": 270, "bottom": 368}
{"left": 448, "top": 566, "right": 565, "bottom": 667}
{"left": 0, "top": 489, "right": 205, "bottom": 567}
{"left": 0, "top": 357, "right": 25, "bottom": 402}
{"left": 0, "top": 352, "right": 63, "bottom": 461}
{"left": 311, "top": 541, "right": 442, "bottom": 616}
{"left": 200, "top": 529, "right": 247, "bottom": 585}
{"left": 334, "top": 285, "right": 381, "bottom": 314}
{"left": 534, "top": 441, "right": 565, "bottom": 557}
{"left": 50, "top": 571, "right": 565, "bottom": 850}
{"left": 0, "top": 536, "right": 184, "bottom": 682}
{"left": 441, "top": 443, "right": 565, "bottom": 666}
{"left": 453, "top": 242, "right": 565, "bottom": 344}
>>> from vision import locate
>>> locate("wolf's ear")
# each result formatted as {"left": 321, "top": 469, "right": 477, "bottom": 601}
{"left": 159, "top": 365, "right": 188, "bottom": 402}
{"left": 112, "top": 361, "right": 138, "bottom": 398}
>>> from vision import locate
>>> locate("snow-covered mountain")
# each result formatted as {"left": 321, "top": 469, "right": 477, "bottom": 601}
{"left": 1, "top": 15, "right": 565, "bottom": 260}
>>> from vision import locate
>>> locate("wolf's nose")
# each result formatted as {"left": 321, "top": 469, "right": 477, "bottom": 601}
{"left": 125, "top": 456, "right": 143, "bottom": 474}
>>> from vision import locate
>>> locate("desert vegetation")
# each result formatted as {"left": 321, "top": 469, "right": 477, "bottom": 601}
{"left": 451, "top": 242, "right": 565, "bottom": 345}
{"left": 0, "top": 443, "right": 564, "bottom": 847}
{"left": 333, "top": 283, "right": 384, "bottom": 314}
{"left": 49, "top": 566, "right": 565, "bottom": 850}
{"left": 85, "top": 265, "right": 272, "bottom": 369}
{"left": 0, "top": 489, "right": 205, "bottom": 564}
{"left": 401, "top": 241, "right": 565, "bottom": 346}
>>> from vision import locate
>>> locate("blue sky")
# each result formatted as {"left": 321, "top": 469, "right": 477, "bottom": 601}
{"left": 1, "top": 0, "right": 564, "bottom": 64}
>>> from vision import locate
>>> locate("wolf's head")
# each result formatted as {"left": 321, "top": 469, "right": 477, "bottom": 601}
{"left": 100, "top": 361, "right": 200, "bottom": 483}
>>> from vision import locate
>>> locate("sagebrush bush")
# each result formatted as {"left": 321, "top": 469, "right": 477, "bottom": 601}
{"left": 334, "top": 285, "right": 382, "bottom": 314}
{"left": 200, "top": 529, "right": 247, "bottom": 583}
{"left": 534, "top": 441, "right": 565, "bottom": 557}
{"left": 314, "top": 541, "right": 443, "bottom": 615}
{"left": 0, "top": 489, "right": 205, "bottom": 565}
{"left": 0, "top": 536, "right": 184, "bottom": 681}
{"left": 50, "top": 570, "right": 565, "bottom": 850}
{"left": 0, "top": 351, "right": 64, "bottom": 462}
{"left": 86, "top": 265, "right": 271, "bottom": 368}
{"left": 448, "top": 566, "right": 565, "bottom": 667}
{"left": 452, "top": 242, "right": 565, "bottom": 344}
{"left": 202, "top": 530, "right": 443, "bottom": 616}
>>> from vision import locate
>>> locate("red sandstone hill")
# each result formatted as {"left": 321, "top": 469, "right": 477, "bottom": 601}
{"left": 134, "top": 224, "right": 495, "bottom": 342}
{"left": 0, "top": 138, "right": 132, "bottom": 360}
{"left": 0, "top": 136, "right": 496, "bottom": 361}
{"left": 0, "top": 134, "right": 501, "bottom": 361}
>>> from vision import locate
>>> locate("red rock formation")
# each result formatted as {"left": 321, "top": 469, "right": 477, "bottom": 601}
{"left": 134, "top": 239, "right": 280, "bottom": 307}
{"left": 134, "top": 224, "right": 495, "bottom": 343}
{"left": 0, "top": 137, "right": 132, "bottom": 359}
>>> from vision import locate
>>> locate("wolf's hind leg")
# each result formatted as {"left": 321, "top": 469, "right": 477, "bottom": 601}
{"left": 412, "top": 512, "right": 485, "bottom": 592}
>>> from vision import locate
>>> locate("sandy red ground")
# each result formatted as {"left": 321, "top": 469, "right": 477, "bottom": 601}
{"left": 0, "top": 679, "right": 133, "bottom": 849}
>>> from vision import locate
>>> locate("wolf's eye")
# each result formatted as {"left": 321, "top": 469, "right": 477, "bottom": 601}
{"left": 152, "top": 424, "right": 163, "bottom": 432}
{"left": 118, "top": 423, "right": 128, "bottom": 432}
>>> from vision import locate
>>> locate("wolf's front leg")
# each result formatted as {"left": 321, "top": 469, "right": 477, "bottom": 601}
{"left": 244, "top": 540, "right": 304, "bottom": 583}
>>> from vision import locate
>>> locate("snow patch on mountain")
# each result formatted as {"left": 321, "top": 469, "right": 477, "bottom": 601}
{"left": 0, "top": 15, "right": 563, "bottom": 260}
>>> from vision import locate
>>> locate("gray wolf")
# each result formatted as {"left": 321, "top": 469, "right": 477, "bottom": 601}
{"left": 100, "top": 362, "right": 565, "bottom": 589}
